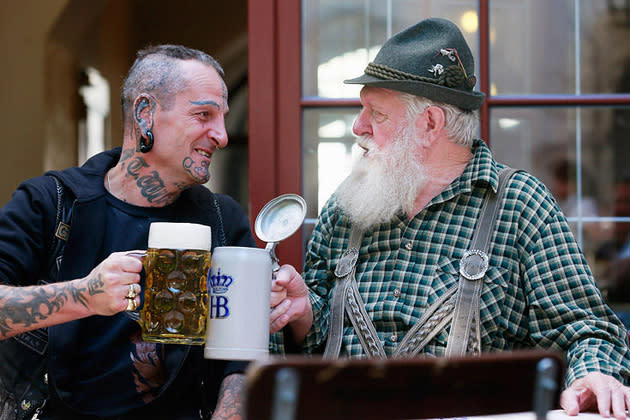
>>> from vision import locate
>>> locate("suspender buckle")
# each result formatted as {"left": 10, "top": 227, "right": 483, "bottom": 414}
{"left": 459, "top": 249, "right": 489, "bottom": 280}
{"left": 335, "top": 248, "right": 359, "bottom": 277}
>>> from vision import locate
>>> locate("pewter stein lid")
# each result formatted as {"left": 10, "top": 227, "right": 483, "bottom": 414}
{"left": 254, "top": 194, "right": 307, "bottom": 244}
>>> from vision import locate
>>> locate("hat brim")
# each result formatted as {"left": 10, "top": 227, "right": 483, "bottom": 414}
{"left": 344, "top": 74, "right": 485, "bottom": 111}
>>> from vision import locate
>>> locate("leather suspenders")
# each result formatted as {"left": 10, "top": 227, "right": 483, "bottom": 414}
{"left": 324, "top": 167, "right": 518, "bottom": 358}
{"left": 445, "top": 168, "right": 518, "bottom": 356}
{"left": 323, "top": 227, "right": 367, "bottom": 358}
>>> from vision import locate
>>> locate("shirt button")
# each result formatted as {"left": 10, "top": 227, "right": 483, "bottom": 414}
{"left": 393, "top": 288, "right": 401, "bottom": 298}
{"left": 390, "top": 334, "right": 398, "bottom": 342}
{"left": 405, "top": 242, "right": 413, "bottom": 250}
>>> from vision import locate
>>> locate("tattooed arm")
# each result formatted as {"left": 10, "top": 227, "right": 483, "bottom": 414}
{"left": 212, "top": 373, "right": 246, "bottom": 420}
{"left": 0, "top": 251, "right": 143, "bottom": 339}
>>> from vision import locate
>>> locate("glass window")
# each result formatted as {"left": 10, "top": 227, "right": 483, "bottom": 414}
{"left": 302, "top": 0, "right": 479, "bottom": 98}
{"left": 302, "top": 107, "right": 359, "bottom": 254}
{"left": 491, "top": 106, "right": 630, "bottom": 307}
{"left": 490, "top": 0, "right": 577, "bottom": 95}
{"left": 490, "top": 0, "right": 630, "bottom": 95}
{"left": 580, "top": 0, "right": 630, "bottom": 94}
{"left": 303, "top": 108, "right": 359, "bottom": 217}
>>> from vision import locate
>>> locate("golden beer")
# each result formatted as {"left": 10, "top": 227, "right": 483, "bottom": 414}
{"left": 139, "top": 223, "right": 212, "bottom": 345}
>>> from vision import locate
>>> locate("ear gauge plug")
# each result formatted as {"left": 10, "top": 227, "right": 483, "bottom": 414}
{"left": 139, "top": 130, "right": 154, "bottom": 153}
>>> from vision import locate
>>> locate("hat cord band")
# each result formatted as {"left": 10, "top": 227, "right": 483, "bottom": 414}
{"left": 365, "top": 62, "right": 471, "bottom": 91}
{"left": 365, "top": 62, "right": 439, "bottom": 84}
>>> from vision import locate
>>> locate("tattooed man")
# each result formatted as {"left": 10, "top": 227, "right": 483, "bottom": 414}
{"left": 0, "top": 45, "right": 253, "bottom": 419}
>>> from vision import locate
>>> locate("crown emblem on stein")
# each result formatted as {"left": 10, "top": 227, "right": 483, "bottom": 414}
{"left": 209, "top": 269, "right": 233, "bottom": 294}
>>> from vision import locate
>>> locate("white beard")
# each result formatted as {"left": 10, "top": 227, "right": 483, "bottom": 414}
{"left": 335, "top": 124, "right": 429, "bottom": 229}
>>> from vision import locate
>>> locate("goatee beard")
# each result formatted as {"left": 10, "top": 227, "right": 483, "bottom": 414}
{"left": 335, "top": 125, "right": 428, "bottom": 230}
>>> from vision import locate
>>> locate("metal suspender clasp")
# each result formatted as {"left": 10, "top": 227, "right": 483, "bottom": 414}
{"left": 459, "top": 249, "right": 489, "bottom": 281}
{"left": 334, "top": 248, "right": 359, "bottom": 278}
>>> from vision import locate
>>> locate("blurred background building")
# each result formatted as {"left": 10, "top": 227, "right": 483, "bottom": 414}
{"left": 2, "top": 0, "right": 630, "bottom": 317}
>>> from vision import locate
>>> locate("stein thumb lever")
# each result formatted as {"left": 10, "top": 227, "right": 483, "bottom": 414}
{"left": 265, "top": 242, "right": 280, "bottom": 272}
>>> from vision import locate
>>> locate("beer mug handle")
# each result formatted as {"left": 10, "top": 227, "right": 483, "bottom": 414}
{"left": 124, "top": 251, "right": 147, "bottom": 323}
{"left": 125, "top": 308, "right": 141, "bottom": 322}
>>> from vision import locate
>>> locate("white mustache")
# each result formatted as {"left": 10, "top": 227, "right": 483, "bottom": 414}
{"left": 355, "top": 136, "right": 378, "bottom": 157}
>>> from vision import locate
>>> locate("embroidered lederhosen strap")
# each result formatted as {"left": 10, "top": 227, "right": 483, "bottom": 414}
{"left": 345, "top": 277, "right": 387, "bottom": 357}
{"left": 393, "top": 285, "right": 458, "bottom": 357}
{"left": 324, "top": 227, "right": 387, "bottom": 358}
{"left": 328, "top": 242, "right": 459, "bottom": 358}
{"left": 323, "top": 227, "right": 364, "bottom": 359}
{"left": 445, "top": 167, "right": 518, "bottom": 357}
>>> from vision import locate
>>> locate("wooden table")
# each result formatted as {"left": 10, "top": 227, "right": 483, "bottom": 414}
{"left": 434, "top": 409, "right": 615, "bottom": 419}
{"left": 246, "top": 351, "right": 566, "bottom": 420}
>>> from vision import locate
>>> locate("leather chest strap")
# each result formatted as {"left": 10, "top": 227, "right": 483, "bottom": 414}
{"left": 445, "top": 167, "right": 518, "bottom": 357}
{"left": 323, "top": 226, "right": 364, "bottom": 359}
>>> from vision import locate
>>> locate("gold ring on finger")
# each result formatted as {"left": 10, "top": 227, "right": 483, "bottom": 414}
{"left": 126, "top": 284, "right": 137, "bottom": 299}
{"left": 125, "top": 298, "right": 137, "bottom": 311}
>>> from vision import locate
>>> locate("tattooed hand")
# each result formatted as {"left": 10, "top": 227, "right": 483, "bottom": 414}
{"left": 0, "top": 251, "right": 144, "bottom": 339}
{"left": 78, "top": 251, "right": 144, "bottom": 315}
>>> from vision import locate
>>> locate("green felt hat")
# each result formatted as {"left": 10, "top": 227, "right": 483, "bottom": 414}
{"left": 344, "top": 17, "right": 485, "bottom": 110}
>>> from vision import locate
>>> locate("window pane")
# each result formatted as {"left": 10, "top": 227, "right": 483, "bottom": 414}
{"left": 490, "top": 0, "right": 630, "bottom": 95}
{"left": 302, "top": 0, "right": 479, "bottom": 98}
{"left": 303, "top": 108, "right": 359, "bottom": 219}
{"left": 580, "top": 0, "right": 630, "bottom": 94}
{"left": 490, "top": 106, "right": 630, "bottom": 307}
{"left": 490, "top": 0, "right": 576, "bottom": 95}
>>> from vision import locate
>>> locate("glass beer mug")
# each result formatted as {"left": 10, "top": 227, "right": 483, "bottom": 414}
{"left": 128, "top": 222, "right": 211, "bottom": 345}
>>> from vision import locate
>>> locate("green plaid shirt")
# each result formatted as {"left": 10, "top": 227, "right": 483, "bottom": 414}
{"left": 270, "top": 139, "right": 630, "bottom": 385}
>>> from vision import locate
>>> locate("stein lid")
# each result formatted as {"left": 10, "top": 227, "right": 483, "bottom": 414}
{"left": 255, "top": 194, "right": 307, "bottom": 244}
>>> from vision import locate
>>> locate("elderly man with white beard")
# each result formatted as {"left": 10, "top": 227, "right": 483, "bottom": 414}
{"left": 269, "top": 17, "right": 630, "bottom": 419}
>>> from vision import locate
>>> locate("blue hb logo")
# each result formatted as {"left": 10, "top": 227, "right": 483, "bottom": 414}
{"left": 208, "top": 268, "right": 233, "bottom": 319}
{"left": 210, "top": 295, "right": 229, "bottom": 318}
{"left": 209, "top": 269, "right": 233, "bottom": 294}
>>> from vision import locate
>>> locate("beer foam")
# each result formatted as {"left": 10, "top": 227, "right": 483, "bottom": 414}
{"left": 148, "top": 222, "right": 211, "bottom": 251}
